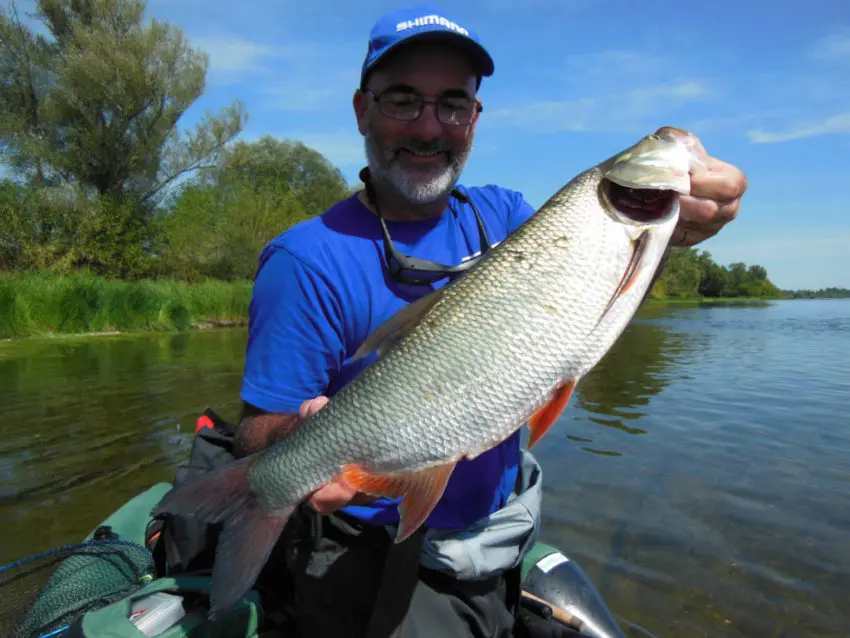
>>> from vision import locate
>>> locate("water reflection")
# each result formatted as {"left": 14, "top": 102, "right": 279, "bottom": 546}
{"left": 0, "top": 329, "right": 248, "bottom": 565}
{"left": 535, "top": 300, "right": 850, "bottom": 638}
{"left": 565, "top": 319, "right": 697, "bottom": 455}
{"left": 2, "top": 301, "right": 850, "bottom": 638}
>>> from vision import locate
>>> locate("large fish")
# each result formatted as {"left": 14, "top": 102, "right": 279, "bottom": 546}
{"left": 152, "top": 126, "right": 707, "bottom": 616}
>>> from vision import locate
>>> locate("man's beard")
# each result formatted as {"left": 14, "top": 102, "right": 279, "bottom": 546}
{"left": 364, "top": 122, "right": 473, "bottom": 205}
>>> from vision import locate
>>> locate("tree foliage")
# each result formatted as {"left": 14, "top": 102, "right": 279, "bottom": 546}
{"left": 0, "top": 0, "right": 286, "bottom": 279}
{"left": 0, "top": 0, "right": 814, "bottom": 300}
{"left": 157, "top": 136, "right": 354, "bottom": 281}
{"left": 648, "top": 248, "right": 783, "bottom": 300}
{"left": 784, "top": 287, "right": 850, "bottom": 299}
{"left": 1, "top": 0, "right": 246, "bottom": 202}
{"left": 0, "top": 0, "right": 358, "bottom": 281}
{"left": 0, "top": 133, "right": 355, "bottom": 279}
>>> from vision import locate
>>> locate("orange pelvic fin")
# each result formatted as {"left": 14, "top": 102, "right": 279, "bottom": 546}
{"left": 527, "top": 379, "right": 577, "bottom": 449}
{"left": 341, "top": 462, "right": 456, "bottom": 542}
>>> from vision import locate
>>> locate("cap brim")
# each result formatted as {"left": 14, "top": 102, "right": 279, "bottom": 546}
{"left": 364, "top": 30, "right": 494, "bottom": 82}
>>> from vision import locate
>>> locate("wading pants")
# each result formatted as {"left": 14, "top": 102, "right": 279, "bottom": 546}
{"left": 266, "top": 506, "right": 521, "bottom": 638}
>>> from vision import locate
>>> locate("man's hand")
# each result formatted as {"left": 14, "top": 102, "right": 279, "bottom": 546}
{"left": 298, "top": 396, "right": 377, "bottom": 515}
{"left": 664, "top": 129, "right": 748, "bottom": 248}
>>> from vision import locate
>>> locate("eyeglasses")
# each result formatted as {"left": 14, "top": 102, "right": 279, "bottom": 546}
{"left": 359, "top": 167, "right": 492, "bottom": 286}
{"left": 365, "top": 88, "right": 483, "bottom": 126}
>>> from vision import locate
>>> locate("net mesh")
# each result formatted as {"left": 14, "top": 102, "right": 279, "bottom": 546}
{"left": 0, "top": 538, "right": 154, "bottom": 638}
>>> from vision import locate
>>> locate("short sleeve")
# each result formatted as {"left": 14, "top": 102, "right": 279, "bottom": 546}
{"left": 240, "top": 244, "right": 345, "bottom": 414}
{"left": 507, "top": 191, "right": 537, "bottom": 234}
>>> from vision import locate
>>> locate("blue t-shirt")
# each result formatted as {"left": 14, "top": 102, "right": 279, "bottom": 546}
{"left": 240, "top": 184, "right": 536, "bottom": 529}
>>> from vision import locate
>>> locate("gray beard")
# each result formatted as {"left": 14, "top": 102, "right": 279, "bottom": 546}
{"left": 363, "top": 122, "right": 472, "bottom": 205}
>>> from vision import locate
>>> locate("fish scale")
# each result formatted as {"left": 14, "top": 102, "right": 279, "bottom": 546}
{"left": 152, "top": 127, "right": 705, "bottom": 617}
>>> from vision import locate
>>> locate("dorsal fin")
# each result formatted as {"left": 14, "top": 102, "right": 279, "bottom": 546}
{"left": 352, "top": 289, "right": 445, "bottom": 361}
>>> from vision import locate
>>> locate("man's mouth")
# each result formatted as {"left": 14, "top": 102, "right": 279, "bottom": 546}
{"left": 396, "top": 148, "right": 449, "bottom": 165}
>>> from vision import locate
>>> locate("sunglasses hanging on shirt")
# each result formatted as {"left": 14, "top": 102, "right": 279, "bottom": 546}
{"left": 359, "top": 167, "right": 493, "bottom": 286}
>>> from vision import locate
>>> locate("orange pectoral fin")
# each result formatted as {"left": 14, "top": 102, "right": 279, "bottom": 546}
{"left": 528, "top": 380, "right": 577, "bottom": 449}
{"left": 600, "top": 230, "right": 649, "bottom": 320}
{"left": 340, "top": 462, "right": 457, "bottom": 542}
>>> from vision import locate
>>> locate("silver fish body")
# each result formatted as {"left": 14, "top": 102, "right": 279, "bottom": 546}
{"left": 153, "top": 127, "right": 707, "bottom": 617}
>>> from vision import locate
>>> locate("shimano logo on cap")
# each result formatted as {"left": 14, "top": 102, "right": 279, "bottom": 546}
{"left": 395, "top": 15, "right": 470, "bottom": 36}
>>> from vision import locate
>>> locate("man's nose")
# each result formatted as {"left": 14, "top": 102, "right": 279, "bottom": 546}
{"left": 407, "top": 103, "right": 443, "bottom": 138}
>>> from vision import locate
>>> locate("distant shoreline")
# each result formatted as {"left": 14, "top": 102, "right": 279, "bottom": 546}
{"left": 645, "top": 297, "right": 774, "bottom": 305}
{"left": 0, "top": 321, "right": 249, "bottom": 344}
{"left": 1, "top": 272, "right": 845, "bottom": 342}
{"left": 647, "top": 295, "right": 848, "bottom": 305}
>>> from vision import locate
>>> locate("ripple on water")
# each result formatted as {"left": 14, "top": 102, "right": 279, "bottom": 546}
{"left": 2, "top": 303, "right": 850, "bottom": 637}
{"left": 537, "top": 300, "right": 850, "bottom": 637}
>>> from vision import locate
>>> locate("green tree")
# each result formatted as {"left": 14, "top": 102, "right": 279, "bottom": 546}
{"left": 0, "top": 1, "right": 53, "bottom": 186}
{"left": 696, "top": 251, "right": 730, "bottom": 297}
{"left": 3, "top": 0, "right": 244, "bottom": 201}
{"left": 0, "top": 0, "right": 246, "bottom": 202}
{"left": 0, "top": 0, "right": 247, "bottom": 278}
{"left": 647, "top": 248, "right": 782, "bottom": 301}
{"left": 747, "top": 264, "right": 768, "bottom": 281}
{"left": 214, "top": 136, "right": 353, "bottom": 215}
{"left": 661, "top": 248, "right": 701, "bottom": 297}
{"left": 726, "top": 262, "right": 748, "bottom": 295}
{"left": 159, "top": 136, "right": 353, "bottom": 281}
{"left": 739, "top": 278, "right": 781, "bottom": 298}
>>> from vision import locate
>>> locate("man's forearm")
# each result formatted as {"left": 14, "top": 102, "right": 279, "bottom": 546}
{"left": 235, "top": 399, "right": 376, "bottom": 511}
{"left": 235, "top": 403, "right": 301, "bottom": 457}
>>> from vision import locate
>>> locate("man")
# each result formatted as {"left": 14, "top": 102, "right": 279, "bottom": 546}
{"left": 237, "top": 4, "right": 747, "bottom": 637}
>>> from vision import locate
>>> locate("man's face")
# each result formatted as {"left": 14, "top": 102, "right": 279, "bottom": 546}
{"left": 355, "top": 41, "right": 480, "bottom": 205}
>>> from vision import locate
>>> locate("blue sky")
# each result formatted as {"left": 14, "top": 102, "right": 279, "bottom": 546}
{"left": 21, "top": 0, "right": 850, "bottom": 290}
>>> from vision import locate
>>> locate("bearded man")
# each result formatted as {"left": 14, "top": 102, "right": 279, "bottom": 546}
{"left": 236, "top": 5, "right": 747, "bottom": 637}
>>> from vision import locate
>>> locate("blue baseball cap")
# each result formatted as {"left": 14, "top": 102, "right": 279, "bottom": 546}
{"left": 360, "top": 4, "right": 495, "bottom": 87}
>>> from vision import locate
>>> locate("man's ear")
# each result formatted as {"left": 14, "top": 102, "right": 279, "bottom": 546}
{"left": 353, "top": 89, "right": 369, "bottom": 136}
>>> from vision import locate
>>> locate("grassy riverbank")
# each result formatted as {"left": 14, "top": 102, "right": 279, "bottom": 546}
{"left": 0, "top": 272, "right": 795, "bottom": 341}
{"left": 0, "top": 272, "right": 252, "bottom": 339}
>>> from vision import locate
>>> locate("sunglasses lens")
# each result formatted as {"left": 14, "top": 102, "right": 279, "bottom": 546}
{"left": 390, "top": 254, "right": 486, "bottom": 286}
{"left": 368, "top": 175, "right": 492, "bottom": 287}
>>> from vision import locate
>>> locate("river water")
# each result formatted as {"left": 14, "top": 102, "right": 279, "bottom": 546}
{"left": 1, "top": 299, "right": 848, "bottom": 637}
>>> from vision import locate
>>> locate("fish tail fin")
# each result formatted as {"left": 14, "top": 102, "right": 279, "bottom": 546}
{"left": 152, "top": 456, "right": 295, "bottom": 618}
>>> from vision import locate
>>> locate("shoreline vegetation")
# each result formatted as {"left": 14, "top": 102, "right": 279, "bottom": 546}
{"left": 2, "top": 270, "right": 847, "bottom": 341}
{"left": 0, "top": 0, "right": 845, "bottom": 342}
{"left": 0, "top": 272, "right": 252, "bottom": 340}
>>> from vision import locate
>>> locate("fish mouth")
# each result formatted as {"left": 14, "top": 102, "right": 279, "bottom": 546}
{"left": 600, "top": 178, "right": 677, "bottom": 224}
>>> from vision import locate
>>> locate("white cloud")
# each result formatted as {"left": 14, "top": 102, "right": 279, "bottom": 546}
{"left": 296, "top": 130, "right": 366, "bottom": 168}
{"left": 482, "top": 47, "right": 717, "bottom": 135}
{"left": 259, "top": 65, "right": 360, "bottom": 112}
{"left": 193, "top": 35, "right": 293, "bottom": 72}
{"left": 732, "top": 32, "right": 850, "bottom": 144}
{"left": 191, "top": 35, "right": 294, "bottom": 74}
{"left": 187, "top": 30, "right": 361, "bottom": 110}
{"left": 688, "top": 110, "right": 789, "bottom": 135}
{"left": 489, "top": 80, "right": 712, "bottom": 135}
{"left": 261, "top": 86, "right": 344, "bottom": 112}
{"left": 747, "top": 112, "right": 850, "bottom": 144}
{"left": 809, "top": 30, "right": 850, "bottom": 62}
{"left": 503, "top": 36, "right": 849, "bottom": 145}
{"left": 557, "top": 49, "right": 678, "bottom": 85}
